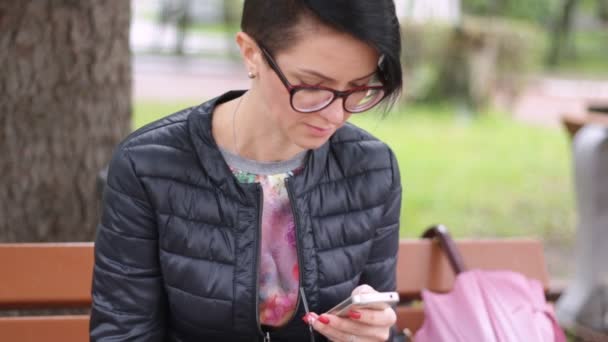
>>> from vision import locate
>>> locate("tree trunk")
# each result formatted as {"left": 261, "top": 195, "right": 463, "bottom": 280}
{"left": 222, "top": 0, "right": 242, "bottom": 57}
{"left": 599, "top": 0, "right": 608, "bottom": 22}
{"left": 547, "top": 0, "right": 579, "bottom": 66}
{"left": 222, "top": 0, "right": 241, "bottom": 26}
{"left": 0, "top": 1, "right": 131, "bottom": 242}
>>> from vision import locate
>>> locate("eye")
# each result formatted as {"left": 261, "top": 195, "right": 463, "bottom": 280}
{"left": 298, "top": 79, "right": 323, "bottom": 87}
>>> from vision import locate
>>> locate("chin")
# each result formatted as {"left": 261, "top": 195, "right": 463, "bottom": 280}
{"left": 295, "top": 136, "right": 332, "bottom": 150}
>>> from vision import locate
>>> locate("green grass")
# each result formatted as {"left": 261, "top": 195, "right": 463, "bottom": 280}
{"left": 132, "top": 101, "right": 196, "bottom": 129}
{"left": 352, "top": 107, "right": 575, "bottom": 239}
{"left": 188, "top": 22, "right": 240, "bottom": 36}
{"left": 134, "top": 102, "right": 576, "bottom": 240}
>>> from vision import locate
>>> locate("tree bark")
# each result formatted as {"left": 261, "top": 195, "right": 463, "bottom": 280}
{"left": 547, "top": 0, "right": 579, "bottom": 66}
{"left": 599, "top": 0, "right": 608, "bottom": 22}
{"left": 0, "top": 1, "right": 131, "bottom": 242}
{"left": 222, "top": 0, "right": 242, "bottom": 57}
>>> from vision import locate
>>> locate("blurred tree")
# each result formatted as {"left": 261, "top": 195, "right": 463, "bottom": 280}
{"left": 599, "top": 0, "right": 608, "bottom": 22}
{"left": 462, "top": 0, "right": 558, "bottom": 24}
{"left": 408, "top": 17, "right": 541, "bottom": 112}
{"left": 0, "top": 1, "right": 131, "bottom": 242}
{"left": 174, "top": 0, "right": 192, "bottom": 55}
{"left": 222, "top": 0, "right": 243, "bottom": 57}
{"left": 547, "top": 0, "right": 579, "bottom": 66}
{"left": 222, "top": 0, "right": 241, "bottom": 26}
{"left": 158, "top": 0, "right": 193, "bottom": 55}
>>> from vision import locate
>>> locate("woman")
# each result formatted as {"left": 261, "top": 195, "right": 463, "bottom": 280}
{"left": 90, "top": 0, "right": 403, "bottom": 341}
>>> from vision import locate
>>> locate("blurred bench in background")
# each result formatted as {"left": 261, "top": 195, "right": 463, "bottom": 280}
{"left": 562, "top": 103, "right": 608, "bottom": 138}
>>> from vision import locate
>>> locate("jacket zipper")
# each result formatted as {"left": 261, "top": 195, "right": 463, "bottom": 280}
{"left": 254, "top": 185, "right": 268, "bottom": 341}
{"left": 285, "top": 179, "right": 305, "bottom": 327}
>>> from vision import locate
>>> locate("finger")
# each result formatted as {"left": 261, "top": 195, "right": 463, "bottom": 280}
{"left": 310, "top": 314, "right": 345, "bottom": 341}
{"left": 302, "top": 312, "right": 319, "bottom": 325}
{"left": 313, "top": 314, "right": 391, "bottom": 342}
{"left": 348, "top": 307, "right": 397, "bottom": 327}
{"left": 351, "top": 284, "right": 376, "bottom": 295}
{"left": 312, "top": 317, "right": 377, "bottom": 342}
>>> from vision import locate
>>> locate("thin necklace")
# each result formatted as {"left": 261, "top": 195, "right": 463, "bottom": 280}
{"left": 231, "top": 96, "right": 244, "bottom": 156}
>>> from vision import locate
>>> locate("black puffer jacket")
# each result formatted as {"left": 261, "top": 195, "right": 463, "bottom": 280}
{"left": 90, "top": 91, "right": 402, "bottom": 341}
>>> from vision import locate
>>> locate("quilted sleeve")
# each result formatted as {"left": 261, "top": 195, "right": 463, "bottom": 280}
{"left": 90, "top": 147, "right": 166, "bottom": 341}
{"left": 358, "top": 148, "right": 402, "bottom": 341}
{"left": 358, "top": 148, "right": 401, "bottom": 292}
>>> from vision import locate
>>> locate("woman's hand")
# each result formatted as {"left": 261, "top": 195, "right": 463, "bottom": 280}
{"left": 304, "top": 285, "right": 396, "bottom": 342}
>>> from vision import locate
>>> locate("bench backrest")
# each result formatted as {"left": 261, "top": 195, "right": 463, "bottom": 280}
{"left": 395, "top": 238, "right": 550, "bottom": 334}
{"left": 0, "top": 243, "right": 94, "bottom": 342}
{"left": 0, "top": 239, "right": 550, "bottom": 340}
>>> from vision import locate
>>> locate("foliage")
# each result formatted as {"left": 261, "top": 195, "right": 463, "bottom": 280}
{"left": 400, "top": 23, "right": 452, "bottom": 101}
{"left": 548, "top": 28, "right": 608, "bottom": 76}
{"left": 401, "top": 17, "right": 545, "bottom": 109}
{"left": 133, "top": 101, "right": 576, "bottom": 240}
{"left": 462, "top": 0, "right": 561, "bottom": 25}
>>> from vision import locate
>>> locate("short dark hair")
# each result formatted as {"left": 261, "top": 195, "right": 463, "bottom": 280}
{"left": 241, "top": 0, "right": 403, "bottom": 107}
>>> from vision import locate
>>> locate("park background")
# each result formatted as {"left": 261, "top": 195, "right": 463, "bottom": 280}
{"left": 1, "top": 0, "right": 607, "bottom": 329}
{"left": 131, "top": 0, "right": 608, "bottom": 283}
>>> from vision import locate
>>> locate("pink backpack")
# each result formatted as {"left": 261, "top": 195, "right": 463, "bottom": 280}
{"left": 414, "top": 225, "right": 567, "bottom": 342}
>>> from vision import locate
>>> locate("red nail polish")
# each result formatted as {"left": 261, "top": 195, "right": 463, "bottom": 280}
{"left": 348, "top": 310, "right": 361, "bottom": 319}
{"left": 318, "top": 315, "right": 330, "bottom": 325}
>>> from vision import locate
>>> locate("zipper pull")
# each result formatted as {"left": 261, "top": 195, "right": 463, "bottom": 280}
{"left": 300, "top": 287, "right": 316, "bottom": 342}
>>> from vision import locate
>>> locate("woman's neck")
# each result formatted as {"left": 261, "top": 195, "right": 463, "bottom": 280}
{"left": 213, "top": 91, "right": 306, "bottom": 163}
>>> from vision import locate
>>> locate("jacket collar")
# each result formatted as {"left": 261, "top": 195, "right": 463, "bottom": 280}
{"left": 187, "top": 90, "right": 330, "bottom": 202}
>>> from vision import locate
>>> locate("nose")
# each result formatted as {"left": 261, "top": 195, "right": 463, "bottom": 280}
{"left": 318, "top": 97, "right": 345, "bottom": 125}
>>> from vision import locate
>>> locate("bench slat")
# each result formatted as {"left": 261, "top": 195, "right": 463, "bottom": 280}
{"left": 0, "top": 243, "right": 94, "bottom": 308}
{"left": 0, "top": 315, "right": 89, "bottom": 342}
{"left": 395, "top": 306, "right": 424, "bottom": 335}
{"left": 396, "top": 239, "right": 549, "bottom": 300}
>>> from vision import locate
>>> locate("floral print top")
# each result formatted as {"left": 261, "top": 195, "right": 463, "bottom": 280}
{"left": 221, "top": 148, "right": 307, "bottom": 327}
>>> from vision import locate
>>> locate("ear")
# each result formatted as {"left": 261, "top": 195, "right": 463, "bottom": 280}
{"left": 236, "top": 32, "right": 262, "bottom": 77}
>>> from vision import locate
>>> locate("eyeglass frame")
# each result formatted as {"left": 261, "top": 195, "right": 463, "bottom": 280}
{"left": 257, "top": 43, "right": 387, "bottom": 114}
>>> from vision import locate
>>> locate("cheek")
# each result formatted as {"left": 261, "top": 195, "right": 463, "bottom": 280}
{"left": 265, "top": 99, "right": 305, "bottom": 136}
{"left": 343, "top": 113, "right": 353, "bottom": 123}
{"left": 261, "top": 77, "right": 294, "bottom": 118}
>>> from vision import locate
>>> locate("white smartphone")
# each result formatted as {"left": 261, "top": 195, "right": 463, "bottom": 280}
{"left": 326, "top": 291, "right": 400, "bottom": 317}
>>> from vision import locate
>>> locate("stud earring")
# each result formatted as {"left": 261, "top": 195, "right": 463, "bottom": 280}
{"left": 248, "top": 71, "right": 256, "bottom": 79}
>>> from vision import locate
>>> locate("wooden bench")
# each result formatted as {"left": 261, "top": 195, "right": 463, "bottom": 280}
{"left": 0, "top": 243, "right": 93, "bottom": 342}
{"left": 0, "top": 238, "right": 551, "bottom": 341}
{"left": 562, "top": 111, "right": 608, "bottom": 138}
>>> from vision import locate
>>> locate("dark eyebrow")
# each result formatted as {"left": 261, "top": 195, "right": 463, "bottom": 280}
{"left": 296, "top": 68, "right": 377, "bottom": 84}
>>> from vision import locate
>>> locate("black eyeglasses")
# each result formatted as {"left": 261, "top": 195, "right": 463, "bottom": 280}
{"left": 258, "top": 44, "right": 386, "bottom": 114}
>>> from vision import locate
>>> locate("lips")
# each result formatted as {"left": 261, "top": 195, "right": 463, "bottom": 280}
{"left": 305, "top": 123, "right": 333, "bottom": 136}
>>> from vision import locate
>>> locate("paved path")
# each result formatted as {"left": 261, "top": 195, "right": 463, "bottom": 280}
{"left": 133, "top": 54, "right": 608, "bottom": 128}
{"left": 512, "top": 77, "right": 608, "bottom": 127}
{"left": 133, "top": 54, "right": 249, "bottom": 101}
{"left": 130, "top": 4, "right": 249, "bottom": 101}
